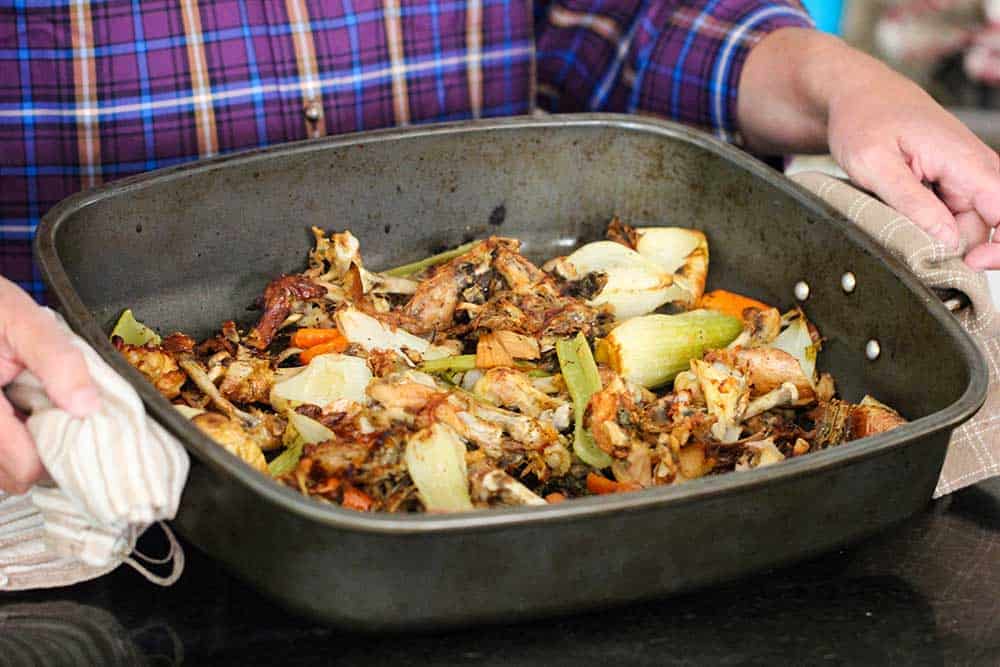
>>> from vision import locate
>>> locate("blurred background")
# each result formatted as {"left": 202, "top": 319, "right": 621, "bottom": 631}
{"left": 801, "top": 0, "right": 999, "bottom": 115}
{"left": 793, "top": 0, "right": 1000, "bottom": 300}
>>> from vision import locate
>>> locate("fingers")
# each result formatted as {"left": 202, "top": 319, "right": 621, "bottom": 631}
{"left": 964, "top": 238, "right": 1000, "bottom": 270}
{"left": 0, "top": 395, "right": 45, "bottom": 495}
{"left": 852, "top": 148, "right": 960, "bottom": 248}
{"left": 0, "top": 278, "right": 100, "bottom": 417}
{"left": 956, "top": 210, "right": 992, "bottom": 250}
{"left": 970, "top": 167, "right": 1000, "bottom": 230}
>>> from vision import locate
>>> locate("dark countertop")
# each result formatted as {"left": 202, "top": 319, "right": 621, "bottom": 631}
{"left": 4, "top": 477, "right": 1000, "bottom": 666}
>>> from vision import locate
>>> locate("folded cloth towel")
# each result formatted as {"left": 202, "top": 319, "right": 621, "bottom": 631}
{"left": 791, "top": 171, "right": 1000, "bottom": 498}
{"left": 0, "top": 309, "right": 189, "bottom": 590}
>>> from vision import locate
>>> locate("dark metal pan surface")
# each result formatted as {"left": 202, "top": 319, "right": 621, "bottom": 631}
{"left": 36, "top": 115, "right": 988, "bottom": 629}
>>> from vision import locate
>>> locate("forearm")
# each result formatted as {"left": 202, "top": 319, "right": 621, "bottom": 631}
{"left": 737, "top": 27, "right": 930, "bottom": 155}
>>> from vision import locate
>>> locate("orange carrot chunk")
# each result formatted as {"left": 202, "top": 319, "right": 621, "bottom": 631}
{"left": 586, "top": 472, "right": 641, "bottom": 495}
{"left": 291, "top": 327, "right": 348, "bottom": 350}
{"left": 698, "top": 290, "right": 772, "bottom": 320}
{"left": 545, "top": 492, "right": 567, "bottom": 504}
{"left": 299, "top": 339, "right": 349, "bottom": 364}
{"left": 342, "top": 484, "right": 374, "bottom": 512}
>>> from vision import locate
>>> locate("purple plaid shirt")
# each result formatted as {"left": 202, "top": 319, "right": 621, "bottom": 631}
{"left": 0, "top": 0, "right": 811, "bottom": 301}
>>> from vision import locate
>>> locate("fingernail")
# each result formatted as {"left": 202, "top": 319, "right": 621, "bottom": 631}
{"left": 67, "top": 387, "right": 101, "bottom": 416}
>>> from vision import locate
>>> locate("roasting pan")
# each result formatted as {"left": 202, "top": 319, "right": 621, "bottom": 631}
{"left": 35, "top": 115, "right": 988, "bottom": 630}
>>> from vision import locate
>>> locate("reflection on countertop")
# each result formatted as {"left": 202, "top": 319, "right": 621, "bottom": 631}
{"left": 4, "top": 478, "right": 1000, "bottom": 666}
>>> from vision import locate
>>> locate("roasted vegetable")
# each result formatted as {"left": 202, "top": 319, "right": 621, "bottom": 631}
{"left": 633, "top": 227, "right": 709, "bottom": 308}
{"left": 699, "top": 290, "right": 772, "bottom": 320}
{"left": 291, "top": 327, "right": 348, "bottom": 350}
{"left": 556, "top": 333, "right": 613, "bottom": 469}
{"left": 269, "top": 353, "right": 372, "bottom": 411}
{"left": 596, "top": 310, "right": 742, "bottom": 388}
{"left": 560, "top": 241, "right": 677, "bottom": 320}
{"left": 115, "top": 218, "right": 904, "bottom": 513}
{"left": 335, "top": 307, "right": 451, "bottom": 362}
{"left": 111, "top": 309, "right": 162, "bottom": 346}
{"left": 384, "top": 240, "right": 480, "bottom": 277}
{"left": 405, "top": 423, "right": 474, "bottom": 512}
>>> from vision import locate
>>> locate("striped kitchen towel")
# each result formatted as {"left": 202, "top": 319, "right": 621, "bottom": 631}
{"left": 0, "top": 310, "right": 188, "bottom": 590}
{"left": 792, "top": 171, "right": 1000, "bottom": 498}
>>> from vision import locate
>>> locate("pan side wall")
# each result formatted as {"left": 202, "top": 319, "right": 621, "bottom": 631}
{"left": 175, "top": 430, "right": 945, "bottom": 630}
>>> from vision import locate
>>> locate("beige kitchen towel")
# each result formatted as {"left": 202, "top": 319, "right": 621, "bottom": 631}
{"left": 791, "top": 171, "right": 1000, "bottom": 498}
{"left": 0, "top": 309, "right": 188, "bottom": 590}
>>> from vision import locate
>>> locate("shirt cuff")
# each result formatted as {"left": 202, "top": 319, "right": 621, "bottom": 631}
{"left": 627, "top": 1, "right": 814, "bottom": 143}
{"left": 712, "top": 3, "right": 816, "bottom": 143}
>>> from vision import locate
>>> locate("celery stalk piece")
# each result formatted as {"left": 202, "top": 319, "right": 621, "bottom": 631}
{"left": 405, "top": 423, "right": 475, "bottom": 512}
{"left": 110, "top": 309, "right": 161, "bottom": 346}
{"left": 419, "top": 354, "right": 478, "bottom": 374}
{"left": 268, "top": 412, "right": 333, "bottom": 477}
{"left": 556, "top": 332, "right": 613, "bottom": 469}
{"left": 383, "top": 240, "right": 479, "bottom": 277}
{"left": 268, "top": 438, "right": 305, "bottom": 477}
{"left": 419, "top": 354, "right": 545, "bottom": 375}
{"left": 598, "top": 310, "right": 742, "bottom": 389}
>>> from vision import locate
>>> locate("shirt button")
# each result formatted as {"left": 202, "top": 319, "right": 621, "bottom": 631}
{"left": 304, "top": 101, "right": 322, "bottom": 121}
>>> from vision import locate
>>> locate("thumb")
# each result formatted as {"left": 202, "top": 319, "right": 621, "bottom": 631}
{"left": 0, "top": 394, "right": 45, "bottom": 494}
{"left": 0, "top": 278, "right": 100, "bottom": 417}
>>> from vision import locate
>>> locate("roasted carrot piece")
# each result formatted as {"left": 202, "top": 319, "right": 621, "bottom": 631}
{"left": 291, "top": 327, "right": 348, "bottom": 350}
{"left": 545, "top": 492, "right": 567, "bottom": 504}
{"left": 299, "top": 339, "right": 349, "bottom": 364}
{"left": 342, "top": 484, "right": 374, "bottom": 512}
{"left": 698, "top": 290, "right": 772, "bottom": 320}
{"left": 586, "top": 472, "right": 641, "bottom": 495}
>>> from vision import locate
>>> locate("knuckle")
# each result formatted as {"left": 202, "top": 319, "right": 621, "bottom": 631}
{"left": 844, "top": 145, "right": 885, "bottom": 179}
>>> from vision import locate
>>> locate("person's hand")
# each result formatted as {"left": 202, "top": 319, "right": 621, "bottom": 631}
{"left": 738, "top": 28, "right": 1000, "bottom": 268}
{"left": 0, "top": 276, "right": 100, "bottom": 493}
{"left": 826, "top": 70, "right": 1000, "bottom": 268}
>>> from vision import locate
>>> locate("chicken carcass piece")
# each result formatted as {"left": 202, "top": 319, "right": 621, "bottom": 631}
{"left": 190, "top": 412, "right": 268, "bottom": 472}
{"left": 399, "top": 238, "right": 516, "bottom": 334}
{"left": 691, "top": 359, "right": 750, "bottom": 443}
{"left": 465, "top": 291, "right": 612, "bottom": 343}
{"left": 583, "top": 374, "right": 656, "bottom": 487}
{"left": 115, "top": 340, "right": 187, "bottom": 399}
{"left": 468, "top": 459, "right": 547, "bottom": 507}
{"left": 218, "top": 349, "right": 275, "bottom": 405}
{"left": 809, "top": 399, "right": 852, "bottom": 449}
{"left": 848, "top": 396, "right": 906, "bottom": 440}
{"left": 727, "top": 307, "right": 782, "bottom": 349}
{"left": 401, "top": 237, "right": 612, "bottom": 341}
{"left": 491, "top": 246, "right": 560, "bottom": 297}
{"left": 306, "top": 227, "right": 418, "bottom": 295}
{"left": 705, "top": 347, "right": 816, "bottom": 405}
{"left": 367, "top": 372, "right": 563, "bottom": 461}
{"left": 245, "top": 275, "right": 327, "bottom": 350}
{"left": 734, "top": 437, "right": 786, "bottom": 471}
{"left": 473, "top": 367, "right": 566, "bottom": 418}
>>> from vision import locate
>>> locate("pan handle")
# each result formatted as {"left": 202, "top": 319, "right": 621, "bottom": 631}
{"left": 934, "top": 288, "right": 971, "bottom": 314}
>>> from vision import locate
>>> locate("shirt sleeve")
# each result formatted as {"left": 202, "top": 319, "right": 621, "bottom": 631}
{"left": 535, "top": 0, "right": 814, "bottom": 142}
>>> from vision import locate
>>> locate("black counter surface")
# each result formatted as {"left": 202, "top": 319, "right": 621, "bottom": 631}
{"left": 4, "top": 477, "right": 1000, "bottom": 666}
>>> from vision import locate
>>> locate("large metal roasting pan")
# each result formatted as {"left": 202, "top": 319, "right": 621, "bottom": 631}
{"left": 36, "top": 115, "right": 988, "bottom": 630}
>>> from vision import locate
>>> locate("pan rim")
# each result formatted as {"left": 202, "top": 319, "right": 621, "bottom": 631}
{"left": 35, "top": 113, "right": 989, "bottom": 535}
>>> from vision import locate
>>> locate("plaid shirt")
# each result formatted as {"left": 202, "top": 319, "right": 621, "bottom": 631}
{"left": 0, "top": 0, "right": 810, "bottom": 301}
